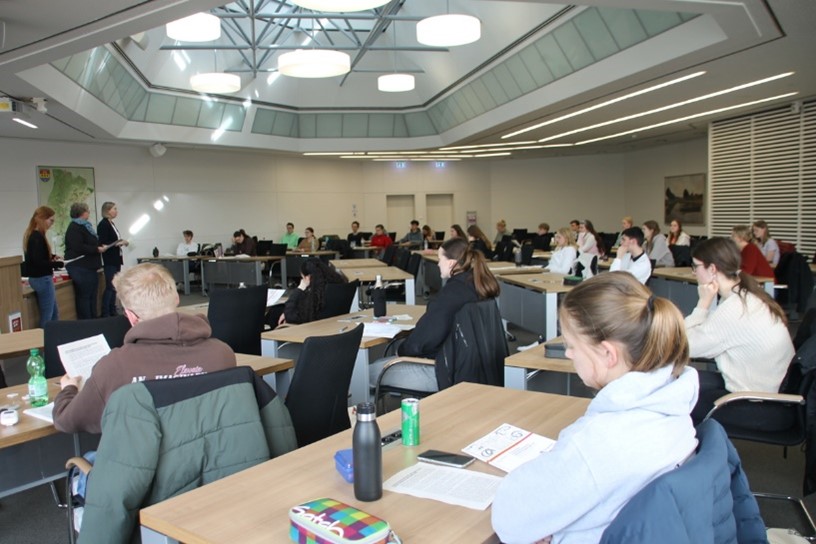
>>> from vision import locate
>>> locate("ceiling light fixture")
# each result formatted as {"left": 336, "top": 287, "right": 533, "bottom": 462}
{"left": 166, "top": 13, "right": 221, "bottom": 42}
{"left": 289, "top": 0, "right": 389, "bottom": 12}
{"left": 502, "top": 71, "right": 707, "bottom": 139}
{"left": 576, "top": 92, "right": 798, "bottom": 145}
{"left": 278, "top": 49, "right": 350, "bottom": 78}
{"left": 471, "top": 152, "right": 512, "bottom": 158}
{"left": 12, "top": 116, "right": 38, "bottom": 129}
{"left": 440, "top": 140, "right": 536, "bottom": 151}
{"left": 190, "top": 72, "right": 241, "bottom": 93}
{"left": 417, "top": 0, "right": 480, "bottom": 47}
{"left": 378, "top": 24, "right": 415, "bottom": 92}
{"left": 539, "top": 71, "right": 795, "bottom": 143}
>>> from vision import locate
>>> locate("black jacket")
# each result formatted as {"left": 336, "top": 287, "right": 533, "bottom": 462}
{"left": 470, "top": 239, "right": 494, "bottom": 260}
{"left": 64, "top": 221, "right": 102, "bottom": 270}
{"left": 775, "top": 251, "right": 814, "bottom": 314}
{"left": 97, "top": 217, "right": 123, "bottom": 267}
{"left": 399, "top": 271, "right": 479, "bottom": 359}
{"left": 24, "top": 230, "right": 62, "bottom": 277}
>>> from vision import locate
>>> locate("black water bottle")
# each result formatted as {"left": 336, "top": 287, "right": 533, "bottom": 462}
{"left": 372, "top": 274, "right": 386, "bottom": 318}
{"left": 353, "top": 402, "right": 382, "bottom": 501}
{"left": 152, "top": 246, "right": 159, "bottom": 257}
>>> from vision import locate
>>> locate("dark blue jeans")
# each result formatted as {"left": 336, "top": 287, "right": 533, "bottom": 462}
{"left": 28, "top": 275, "right": 59, "bottom": 328}
{"left": 68, "top": 266, "right": 99, "bottom": 320}
{"left": 101, "top": 265, "right": 121, "bottom": 317}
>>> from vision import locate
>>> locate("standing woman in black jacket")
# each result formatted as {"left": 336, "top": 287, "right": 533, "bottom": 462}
{"left": 97, "top": 201, "right": 128, "bottom": 317}
{"left": 23, "top": 206, "right": 64, "bottom": 327}
{"left": 65, "top": 202, "right": 104, "bottom": 319}
{"left": 369, "top": 237, "right": 501, "bottom": 392}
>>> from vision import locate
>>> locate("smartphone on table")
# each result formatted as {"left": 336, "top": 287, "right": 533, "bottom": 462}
{"left": 417, "top": 449, "right": 475, "bottom": 468}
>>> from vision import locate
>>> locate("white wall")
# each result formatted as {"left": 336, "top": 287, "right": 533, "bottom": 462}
{"left": 0, "top": 136, "right": 707, "bottom": 265}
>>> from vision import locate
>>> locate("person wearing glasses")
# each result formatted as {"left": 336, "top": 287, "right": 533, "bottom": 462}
{"left": 685, "top": 237, "right": 793, "bottom": 423}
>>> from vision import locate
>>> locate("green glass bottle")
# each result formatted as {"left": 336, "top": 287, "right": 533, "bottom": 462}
{"left": 27, "top": 348, "right": 48, "bottom": 407}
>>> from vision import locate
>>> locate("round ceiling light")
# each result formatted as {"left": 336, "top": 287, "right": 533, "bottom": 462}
{"left": 166, "top": 12, "right": 221, "bottom": 42}
{"left": 278, "top": 49, "right": 351, "bottom": 78}
{"left": 289, "top": 1, "right": 389, "bottom": 12}
{"left": 190, "top": 73, "right": 241, "bottom": 94}
{"left": 378, "top": 73, "right": 415, "bottom": 93}
{"left": 416, "top": 14, "right": 481, "bottom": 47}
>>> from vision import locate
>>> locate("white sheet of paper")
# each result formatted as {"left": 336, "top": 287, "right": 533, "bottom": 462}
{"left": 362, "top": 322, "right": 403, "bottom": 338}
{"left": 57, "top": 334, "right": 111, "bottom": 389}
{"left": 24, "top": 402, "right": 55, "bottom": 424}
{"left": 266, "top": 288, "right": 286, "bottom": 307}
{"left": 62, "top": 255, "right": 84, "bottom": 264}
{"left": 462, "top": 423, "right": 557, "bottom": 473}
{"left": 383, "top": 463, "right": 502, "bottom": 510}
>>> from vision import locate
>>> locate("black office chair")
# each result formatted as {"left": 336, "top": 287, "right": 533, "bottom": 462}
{"left": 375, "top": 300, "right": 508, "bottom": 411}
{"left": 670, "top": 245, "right": 692, "bottom": 267}
{"left": 285, "top": 324, "right": 364, "bottom": 446}
{"left": 317, "top": 280, "right": 360, "bottom": 320}
{"left": 380, "top": 244, "right": 397, "bottom": 266}
{"left": 519, "top": 243, "right": 534, "bottom": 265}
{"left": 435, "top": 231, "right": 445, "bottom": 241}
{"left": 394, "top": 248, "right": 410, "bottom": 271}
{"left": 388, "top": 232, "right": 397, "bottom": 243}
{"left": 208, "top": 285, "right": 267, "bottom": 355}
{"left": 494, "top": 235, "right": 515, "bottom": 262}
{"left": 43, "top": 316, "right": 131, "bottom": 378}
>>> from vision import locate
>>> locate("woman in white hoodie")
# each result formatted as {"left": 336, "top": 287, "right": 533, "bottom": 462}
{"left": 544, "top": 227, "right": 578, "bottom": 275}
{"left": 492, "top": 272, "right": 699, "bottom": 544}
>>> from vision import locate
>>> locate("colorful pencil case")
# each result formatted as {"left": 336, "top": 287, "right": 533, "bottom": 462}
{"left": 289, "top": 498, "right": 391, "bottom": 544}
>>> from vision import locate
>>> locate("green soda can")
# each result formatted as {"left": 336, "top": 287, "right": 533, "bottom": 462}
{"left": 401, "top": 398, "right": 420, "bottom": 446}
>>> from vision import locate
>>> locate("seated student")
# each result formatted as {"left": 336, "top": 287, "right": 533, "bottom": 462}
{"left": 610, "top": 226, "right": 651, "bottom": 285}
{"left": 467, "top": 224, "right": 494, "bottom": 260}
{"left": 577, "top": 219, "right": 603, "bottom": 257}
{"left": 643, "top": 220, "right": 674, "bottom": 267}
{"left": 731, "top": 225, "right": 774, "bottom": 277}
{"left": 614, "top": 216, "right": 634, "bottom": 247}
{"left": 176, "top": 229, "right": 199, "bottom": 256}
{"left": 544, "top": 227, "right": 577, "bottom": 274}
{"left": 569, "top": 219, "right": 580, "bottom": 236}
{"left": 398, "top": 220, "right": 423, "bottom": 248}
{"left": 449, "top": 224, "right": 466, "bottom": 240}
{"left": 368, "top": 237, "right": 500, "bottom": 392}
{"left": 276, "top": 257, "right": 346, "bottom": 326}
{"left": 52, "top": 263, "right": 237, "bottom": 434}
{"left": 752, "top": 219, "right": 780, "bottom": 266}
{"left": 685, "top": 237, "right": 793, "bottom": 422}
{"left": 493, "top": 219, "right": 511, "bottom": 245}
{"left": 228, "top": 229, "right": 257, "bottom": 256}
{"left": 667, "top": 219, "right": 691, "bottom": 246}
{"left": 492, "top": 272, "right": 698, "bottom": 544}
{"left": 347, "top": 221, "right": 365, "bottom": 247}
{"left": 532, "top": 222, "right": 553, "bottom": 250}
{"left": 421, "top": 224, "right": 435, "bottom": 249}
{"left": 296, "top": 227, "right": 319, "bottom": 252}
{"left": 369, "top": 224, "right": 393, "bottom": 254}
{"left": 280, "top": 222, "right": 299, "bottom": 250}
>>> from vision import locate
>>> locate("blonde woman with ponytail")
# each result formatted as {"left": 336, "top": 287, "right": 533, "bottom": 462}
{"left": 493, "top": 272, "right": 698, "bottom": 544}
{"left": 686, "top": 237, "right": 793, "bottom": 422}
{"left": 368, "top": 237, "right": 500, "bottom": 392}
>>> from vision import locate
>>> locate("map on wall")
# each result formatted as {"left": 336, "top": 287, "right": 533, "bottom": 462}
{"left": 36, "top": 166, "right": 97, "bottom": 255}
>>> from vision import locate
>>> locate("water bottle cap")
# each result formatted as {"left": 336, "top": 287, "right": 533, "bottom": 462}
{"left": 356, "top": 402, "right": 375, "bottom": 415}
{"left": 29, "top": 348, "right": 39, "bottom": 356}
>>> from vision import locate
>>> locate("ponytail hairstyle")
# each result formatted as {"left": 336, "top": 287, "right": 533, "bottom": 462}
{"left": 296, "top": 257, "right": 346, "bottom": 322}
{"left": 691, "top": 237, "right": 786, "bottom": 323}
{"left": 582, "top": 219, "right": 605, "bottom": 255}
{"left": 560, "top": 272, "right": 689, "bottom": 377}
{"left": 752, "top": 220, "right": 771, "bottom": 244}
{"left": 23, "top": 206, "right": 56, "bottom": 254}
{"left": 555, "top": 227, "right": 576, "bottom": 249}
{"left": 440, "top": 237, "right": 500, "bottom": 300}
{"left": 466, "top": 224, "right": 493, "bottom": 250}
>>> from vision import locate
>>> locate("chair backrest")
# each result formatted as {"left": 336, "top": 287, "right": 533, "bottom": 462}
{"left": 600, "top": 419, "right": 766, "bottom": 544}
{"left": 435, "top": 299, "right": 509, "bottom": 390}
{"left": 778, "top": 240, "right": 797, "bottom": 255}
{"left": 532, "top": 232, "right": 553, "bottom": 250}
{"left": 395, "top": 248, "right": 410, "bottom": 271}
{"left": 670, "top": 245, "right": 692, "bottom": 267}
{"left": 600, "top": 232, "right": 618, "bottom": 252}
{"left": 317, "top": 280, "right": 360, "bottom": 320}
{"left": 406, "top": 253, "right": 422, "bottom": 277}
{"left": 494, "top": 235, "right": 515, "bottom": 262}
{"left": 388, "top": 231, "right": 397, "bottom": 242}
{"left": 43, "top": 316, "right": 131, "bottom": 378}
{"left": 520, "top": 243, "right": 534, "bottom": 265}
{"left": 285, "top": 324, "right": 364, "bottom": 446}
{"left": 82, "top": 367, "right": 295, "bottom": 542}
{"left": 794, "top": 308, "right": 816, "bottom": 350}
{"left": 268, "top": 243, "right": 288, "bottom": 256}
{"left": 380, "top": 244, "right": 397, "bottom": 265}
{"left": 207, "top": 285, "right": 267, "bottom": 355}
{"left": 435, "top": 231, "right": 445, "bottom": 241}
{"left": 360, "top": 231, "right": 372, "bottom": 241}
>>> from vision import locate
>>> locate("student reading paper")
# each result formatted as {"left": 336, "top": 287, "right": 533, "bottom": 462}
{"left": 491, "top": 272, "right": 698, "bottom": 544}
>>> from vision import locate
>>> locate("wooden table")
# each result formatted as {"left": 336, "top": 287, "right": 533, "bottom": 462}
{"left": 138, "top": 256, "right": 197, "bottom": 295}
{"left": 331, "top": 258, "right": 384, "bottom": 270}
{"left": 261, "top": 305, "right": 425, "bottom": 405}
{"left": 498, "top": 273, "right": 572, "bottom": 339}
{"left": 140, "top": 383, "right": 590, "bottom": 544}
{"left": 339, "top": 266, "right": 416, "bottom": 305}
{"left": 352, "top": 245, "right": 381, "bottom": 259}
{"left": 504, "top": 340, "right": 576, "bottom": 394}
{"left": 286, "top": 250, "right": 340, "bottom": 259}
{"left": 0, "top": 328, "right": 44, "bottom": 359}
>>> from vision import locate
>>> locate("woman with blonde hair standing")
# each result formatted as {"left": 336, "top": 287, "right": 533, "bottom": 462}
{"left": 23, "top": 206, "right": 64, "bottom": 327}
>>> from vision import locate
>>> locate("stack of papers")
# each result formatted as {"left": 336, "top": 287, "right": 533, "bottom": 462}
{"left": 383, "top": 463, "right": 502, "bottom": 510}
{"left": 462, "top": 423, "right": 556, "bottom": 473}
{"left": 362, "top": 322, "right": 403, "bottom": 338}
{"left": 56, "top": 334, "right": 111, "bottom": 389}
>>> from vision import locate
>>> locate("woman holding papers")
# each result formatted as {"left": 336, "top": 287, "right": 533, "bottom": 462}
{"left": 65, "top": 202, "right": 105, "bottom": 319}
{"left": 492, "top": 272, "right": 698, "bottom": 544}
{"left": 98, "top": 201, "right": 129, "bottom": 317}
{"left": 544, "top": 227, "right": 578, "bottom": 275}
{"left": 23, "top": 206, "right": 64, "bottom": 327}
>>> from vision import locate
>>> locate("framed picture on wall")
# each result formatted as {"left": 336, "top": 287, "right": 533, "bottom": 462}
{"left": 664, "top": 173, "right": 705, "bottom": 226}
{"left": 36, "top": 166, "right": 97, "bottom": 255}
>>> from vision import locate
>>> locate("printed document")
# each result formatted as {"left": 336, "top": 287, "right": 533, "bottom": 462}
{"left": 24, "top": 402, "right": 55, "bottom": 424}
{"left": 462, "top": 423, "right": 556, "bottom": 473}
{"left": 57, "top": 334, "right": 111, "bottom": 389}
{"left": 383, "top": 463, "right": 502, "bottom": 510}
{"left": 267, "top": 289, "right": 286, "bottom": 306}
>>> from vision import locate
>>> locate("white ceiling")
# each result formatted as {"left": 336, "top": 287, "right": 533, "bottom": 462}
{"left": 0, "top": 0, "right": 813, "bottom": 158}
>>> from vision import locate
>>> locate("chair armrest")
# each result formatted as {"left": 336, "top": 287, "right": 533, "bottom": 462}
{"left": 66, "top": 456, "right": 93, "bottom": 474}
{"left": 713, "top": 391, "right": 805, "bottom": 407}
{"left": 383, "top": 356, "right": 434, "bottom": 368}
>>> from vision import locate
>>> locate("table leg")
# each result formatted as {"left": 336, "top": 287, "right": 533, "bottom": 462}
{"left": 261, "top": 339, "right": 280, "bottom": 357}
{"left": 504, "top": 366, "right": 528, "bottom": 390}
{"left": 351, "top": 287, "right": 361, "bottom": 312}
{"left": 255, "top": 262, "right": 263, "bottom": 286}
{"left": 182, "top": 260, "right": 190, "bottom": 296}
{"left": 544, "top": 291, "right": 558, "bottom": 341}
{"left": 281, "top": 259, "right": 287, "bottom": 288}
{"left": 405, "top": 278, "right": 416, "bottom": 305}
{"left": 349, "top": 348, "right": 371, "bottom": 406}
{"left": 273, "top": 369, "right": 291, "bottom": 398}
{"left": 140, "top": 527, "right": 179, "bottom": 544}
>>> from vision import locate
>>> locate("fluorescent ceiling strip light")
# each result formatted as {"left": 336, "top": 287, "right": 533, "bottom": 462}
{"left": 472, "top": 152, "right": 511, "bottom": 158}
{"left": 366, "top": 151, "right": 431, "bottom": 155}
{"left": 576, "top": 92, "right": 798, "bottom": 145}
{"left": 539, "top": 72, "right": 794, "bottom": 143}
{"left": 12, "top": 117, "right": 38, "bottom": 129}
{"left": 502, "top": 71, "right": 707, "bottom": 139}
{"left": 303, "top": 152, "right": 349, "bottom": 155}
{"left": 440, "top": 141, "right": 536, "bottom": 151}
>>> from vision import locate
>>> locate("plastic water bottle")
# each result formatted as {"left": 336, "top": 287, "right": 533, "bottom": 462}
{"left": 27, "top": 348, "right": 48, "bottom": 407}
{"left": 238, "top": 282, "right": 246, "bottom": 288}
{"left": 353, "top": 402, "right": 382, "bottom": 501}
{"left": 372, "top": 274, "right": 386, "bottom": 317}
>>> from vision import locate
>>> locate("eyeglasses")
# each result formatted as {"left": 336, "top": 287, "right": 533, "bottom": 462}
{"left": 690, "top": 263, "right": 704, "bottom": 271}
